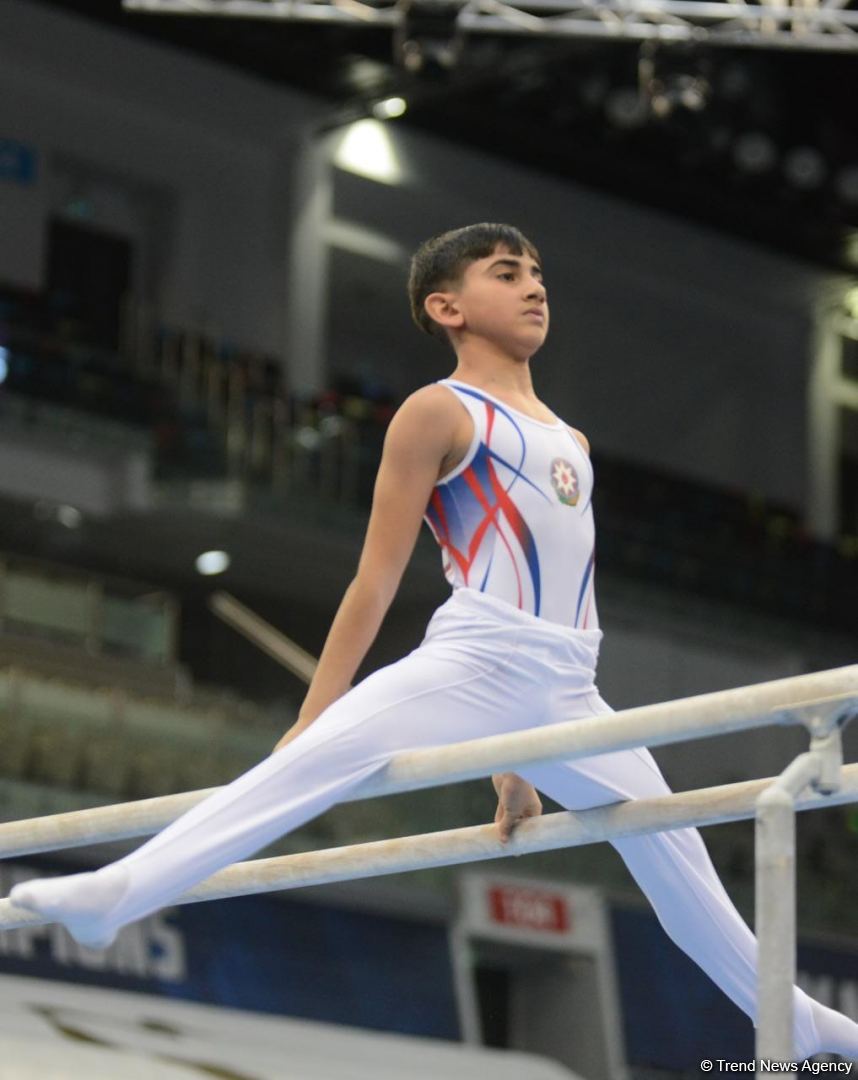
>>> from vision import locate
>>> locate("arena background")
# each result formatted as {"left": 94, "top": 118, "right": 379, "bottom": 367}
{"left": 0, "top": 0, "right": 857, "bottom": 1075}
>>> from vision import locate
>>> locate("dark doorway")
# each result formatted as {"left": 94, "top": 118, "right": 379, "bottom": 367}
{"left": 47, "top": 217, "right": 133, "bottom": 351}
{"left": 841, "top": 406, "right": 858, "bottom": 537}
{"left": 471, "top": 939, "right": 568, "bottom": 1050}
{"left": 468, "top": 936, "right": 617, "bottom": 1079}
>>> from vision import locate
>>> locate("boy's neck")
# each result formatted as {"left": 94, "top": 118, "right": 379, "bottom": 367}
{"left": 449, "top": 344, "right": 536, "bottom": 398}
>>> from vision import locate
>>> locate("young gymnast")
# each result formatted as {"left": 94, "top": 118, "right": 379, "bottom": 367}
{"left": 10, "top": 223, "right": 858, "bottom": 1060}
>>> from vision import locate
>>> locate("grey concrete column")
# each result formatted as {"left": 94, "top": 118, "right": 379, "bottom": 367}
{"left": 807, "top": 309, "right": 842, "bottom": 542}
{"left": 286, "top": 129, "right": 335, "bottom": 398}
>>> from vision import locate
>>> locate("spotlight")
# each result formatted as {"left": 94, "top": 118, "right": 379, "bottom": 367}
{"left": 649, "top": 75, "right": 709, "bottom": 119}
{"left": 196, "top": 550, "right": 230, "bottom": 576}
{"left": 638, "top": 43, "right": 711, "bottom": 121}
{"left": 372, "top": 97, "right": 407, "bottom": 120}
{"left": 56, "top": 505, "right": 83, "bottom": 529}
{"left": 334, "top": 120, "right": 403, "bottom": 185}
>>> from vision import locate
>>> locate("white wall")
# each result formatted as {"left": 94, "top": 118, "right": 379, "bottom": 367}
{"left": 0, "top": 0, "right": 325, "bottom": 355}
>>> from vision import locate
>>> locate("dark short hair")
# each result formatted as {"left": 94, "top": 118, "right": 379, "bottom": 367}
{"left": 408, "top": 223, "right": 541, "bottom": 339}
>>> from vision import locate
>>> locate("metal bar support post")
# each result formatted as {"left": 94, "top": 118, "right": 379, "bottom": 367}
{"left": 755, "top": 712, "right": 847, "bottom": 1063}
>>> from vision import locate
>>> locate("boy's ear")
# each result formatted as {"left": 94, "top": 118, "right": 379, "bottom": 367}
{"left": 424, "top": 291, "right": 464, "bottom": 331}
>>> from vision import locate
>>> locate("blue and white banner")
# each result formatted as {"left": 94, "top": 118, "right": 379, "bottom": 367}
{"left": 611, "top": 904, "right": 858, "bottom": 1069}
{"left": 0, "top": 860, "right": 460, "bottom": 1040}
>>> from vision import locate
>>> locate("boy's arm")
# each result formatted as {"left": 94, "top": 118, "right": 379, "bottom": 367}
{"left": 273, "top": 386, "right": 459, "bottom": 752}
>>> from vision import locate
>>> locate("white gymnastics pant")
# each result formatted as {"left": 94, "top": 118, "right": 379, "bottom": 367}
{"left": 14, "top": 588, "right": 821, "bottom": 1056}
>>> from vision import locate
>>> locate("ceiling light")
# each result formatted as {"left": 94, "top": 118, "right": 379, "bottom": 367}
{"left": 334, "top": 119, "right": 403, "bottom": 185}
{"left": 56, "top": 505, "right": 83, "bottom": 529}
{"left": 372, "top": 97, "right": 407, "bottom": 120}
{"left": 196, "top": 550, "right": 230, "bottom": 576}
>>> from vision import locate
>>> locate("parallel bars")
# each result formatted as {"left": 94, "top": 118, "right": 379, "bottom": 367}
{"left": 0, "top": 664, "right": 856, "bottom": 1065}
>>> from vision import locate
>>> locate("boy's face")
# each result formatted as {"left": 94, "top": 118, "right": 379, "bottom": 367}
{"left": 442, "top": 245, "right": 548, "bottom": 357}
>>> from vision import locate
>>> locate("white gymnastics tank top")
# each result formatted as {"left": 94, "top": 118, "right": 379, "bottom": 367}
{"left": 423, "top": 379, "right": 598, "bottom": 630}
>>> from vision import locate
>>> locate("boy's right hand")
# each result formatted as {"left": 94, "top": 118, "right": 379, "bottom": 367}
{"left": 492, "top": 772, "right": 543, "bottom": 844}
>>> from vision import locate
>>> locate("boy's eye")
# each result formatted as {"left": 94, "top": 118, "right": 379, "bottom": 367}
{"left": 499, "top": 272, "right": 516, "bottom": 280}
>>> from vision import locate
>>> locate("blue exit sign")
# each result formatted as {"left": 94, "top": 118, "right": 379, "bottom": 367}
{"left": 0, "top": 139, "right": 37, "bottom": 186}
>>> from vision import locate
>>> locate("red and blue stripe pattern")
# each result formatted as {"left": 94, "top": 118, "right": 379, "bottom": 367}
{"left": 424, "top": 388, "right": 551, "bottom": 616}
{"left": 575, "top": 547, "right": 596, "bottom": 629}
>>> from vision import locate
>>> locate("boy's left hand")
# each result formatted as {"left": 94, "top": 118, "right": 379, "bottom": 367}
{"left": 492, "top": 773, "right": 543, "bottom": 844}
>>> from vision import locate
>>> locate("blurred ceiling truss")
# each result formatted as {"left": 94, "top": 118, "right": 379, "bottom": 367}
{"left": 123, "top": 0, "right": 858, "bottom": 53}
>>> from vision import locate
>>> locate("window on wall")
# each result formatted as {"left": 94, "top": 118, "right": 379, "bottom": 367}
{"left": 840, "top": 331, "right": 858, "bottom": 538}
{"left": 46, "top": 216, "right": 133, "bottom": 351}
{"left": 47, "top": 155, "right": 175, "bottom": 344}
{"left": 811, "top": 299, "right": 858, "bottom": 544}
{"left": 843, "top": 333, "right": 858, "bottom": 382}
{"left": 840, "top": 405, "right": 858, "bottom": 538}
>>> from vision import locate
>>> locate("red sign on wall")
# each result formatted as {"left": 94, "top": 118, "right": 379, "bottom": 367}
{"left": 487, "top": 885, "right": 571, "bottom": 935}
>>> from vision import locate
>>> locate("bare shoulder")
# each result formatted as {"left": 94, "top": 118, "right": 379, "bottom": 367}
{"left": 378, "top": 384, "right": 464, "bottom": 472}
{"left": 567, "top": 426, "right": 591, "bottom": 456}
{"left": 388, "top": 384, "right": 462, "bottom": 439}
{"left": 398, "top": 383, "right": 462, "bottom": 421}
